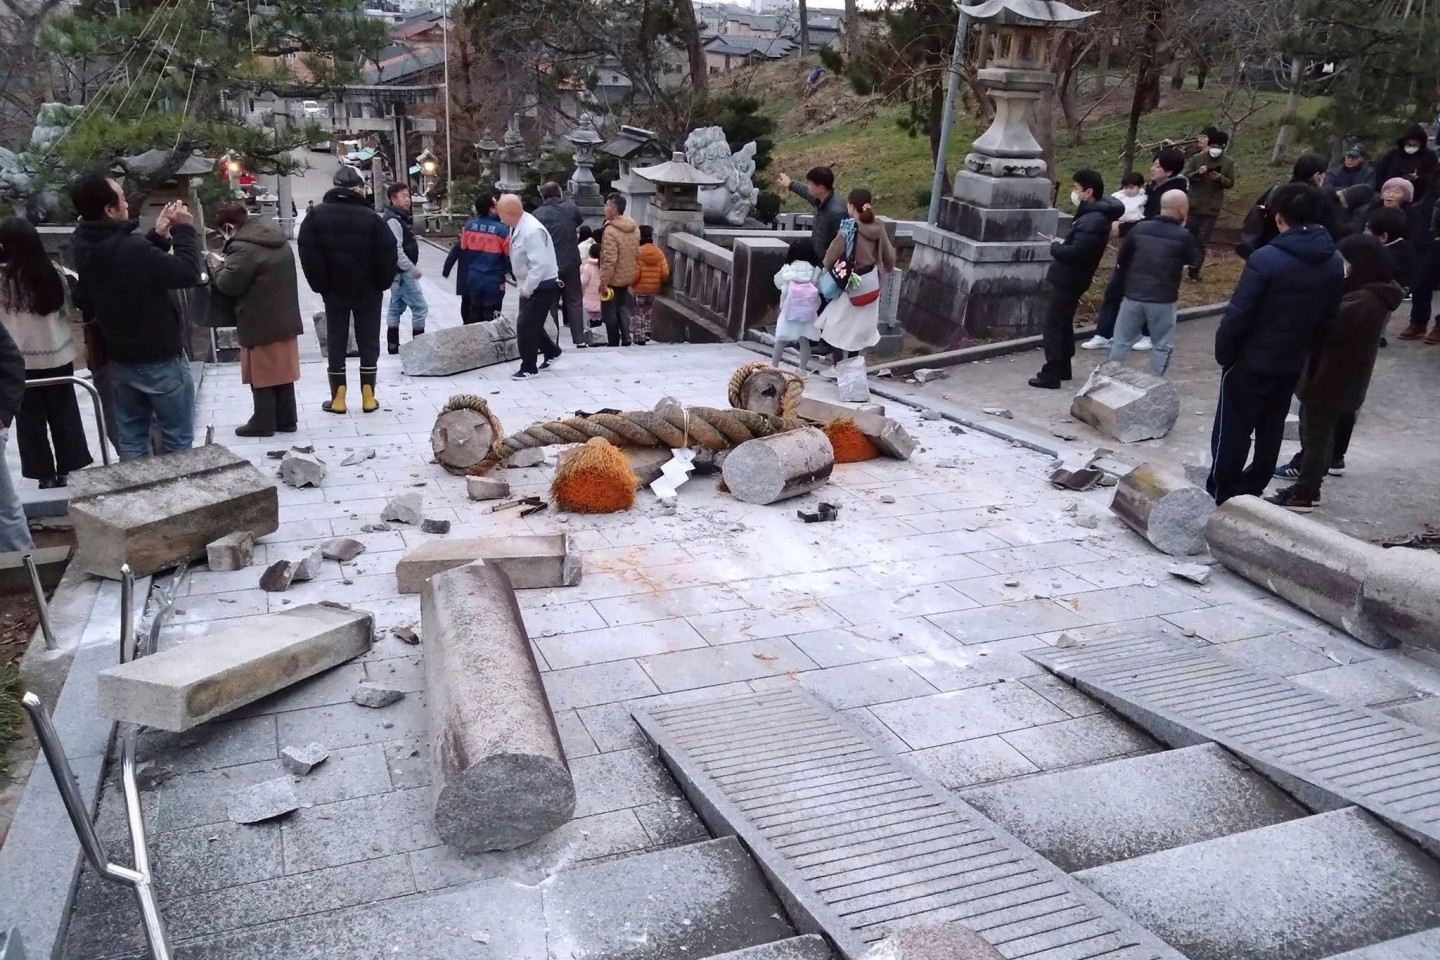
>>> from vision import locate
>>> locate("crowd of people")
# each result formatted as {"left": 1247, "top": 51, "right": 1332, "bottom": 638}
{"left": 1037, "top": 120, "right": 1438, "bottom": 512}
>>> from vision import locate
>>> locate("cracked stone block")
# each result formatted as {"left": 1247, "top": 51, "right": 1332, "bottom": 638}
{"left": 291, "top": 548, "right": 323, "bottom": 582}
{"left": 353, "top": 682, "right": 406, "bottom": 708}
{"left": 279, "top": 452, "right": 327, "bottom": 488}
{"left": 421, "top": 518, "right": 451, "bottom": 535}
{"left": 794, "top": 397, "right": 914, "bottom": 460}
{"left": 381, "top": 493, "right": 423, "bottom": 526}
{"left": 320, "top": 537, "right": 366, "bottom": 562}
{"left": 69, "top": 444, "right": 279, "bottom": 579}
{"left": 466, "top": 476, "right": 511, "bottom": 501}
{"left": 280, "top": 743, "right": 330, "bottom": 776}
{"left": 228, "top": 777, "right": 300, "bottom": 824}
{"left": 96, "top": 604, "right": 373, "bottom": 731}
{"left": 395, "top": 534, "right": 581, "bottom": 594}
{"left": 399, "top": 316, "right": 519, "bottom": 376}
{"left": 206, "top": 531, "right": 255, "bottom": 572}
{"left": 259, "top": 560, "right": 295, "bottom": 593}
{"left": 1071, "top": 361, "right": 1180, "bottom": 443}
{"left": 835, "top": 355, "right": 871, "bottom": 402}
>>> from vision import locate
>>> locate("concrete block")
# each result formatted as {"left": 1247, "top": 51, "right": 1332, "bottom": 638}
{"left": 423, "top": 561, "right": 575, "bottom": 851}
{"left": 465, "top": 476, "right": 510, "bottom": 501}
{"left": 395, "top": 534, "right": 581, "bottom": 594}
{"left": 69, "top": 444, "right": 278, "bottom": 579}
{"left": 399, "top": 316, "right": 519, "bottom": 376}
{"left": 0, "top": 545, "right": 70, "bottom": 595}
{"left": 313, "top": 310, "right": 359, "bottom": 358}
{"left": 722, "top": 427, "right": 834, "bottom": 505}
{"left": 1361, "top": 545, "right": 1440, "bottom": 653}
{"left": 96, "top": 604, "right": 373, "bottom": 731}
{"left": 1205, "top": 496, "right": 1393, "bottom": 648}
{"left": 1110, "top": 463, "right": 1215, "bottom": 556}
{"left": 278, "top": 451, "right": 326, "bottom": 488}
{"left": 280, "top": 742, "right": 329, "bottom": 775}
{"left": 859, "top": 925, "right": 1003, "bottom": 959}
{"left": 794, "top": 397, "right": 914, "bottom": 460}
{"left": 1071, "top": 361, "right": 1180, "bottom": 443}
{"left": 205, "top": 531, "right": 254, "bottom": 572}
{"left": 835, "top": 356, "right": 871, "bottom": 402}
{"left": 381, "top": 493, "right": 423, "bottom": 525}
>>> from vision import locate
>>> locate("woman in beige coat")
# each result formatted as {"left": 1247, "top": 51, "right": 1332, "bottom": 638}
{"left": 816, "top": 188, "right": 896, "bottom": 359}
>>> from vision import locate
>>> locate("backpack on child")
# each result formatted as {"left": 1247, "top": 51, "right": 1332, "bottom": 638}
{"left": 783, "top": 279, "right": 821, "bottom": 324}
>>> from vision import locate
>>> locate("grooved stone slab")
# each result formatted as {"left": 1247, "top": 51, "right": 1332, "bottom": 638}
{"left": 960, "top": 744, "right": 1307, "bottom": 872}
{"left": 97, "top": 605, "right": 374, "bottom": 731}
{"left": 711, "top": 935, "right": 835, "bottom": 959}
{"left": 1075, "top": 808, "right": 1440, "bottom": 960}
{"left": 1028, "top": 637, "right": 1440, "bottom": 857}
{"left": 69, "top": 444, "right": 278, "bottom": 578}
{"left": 543, "top": 836, "right": 797, "bottom": 960}
{"left": 635, "top": 690, "right": 1186, "bottom": 960}
{"left": 395, "top": 534, "right": 581, "bottom": 594}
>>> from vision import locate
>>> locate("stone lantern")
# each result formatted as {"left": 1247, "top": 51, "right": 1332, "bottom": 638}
{"left": 565, "top": 113, "right": 607, "bottom": 225}
{"left": 899, "top": 0, "right": 1095, "bottom": 348}
{"left": 491, "top": 116, "right": 530, "bottom": 194}
{"left": 599, "top": 125, "right": 668, "bottom": 229}
{"left": 631, "top": 151, "right": 722, "bottom": 259}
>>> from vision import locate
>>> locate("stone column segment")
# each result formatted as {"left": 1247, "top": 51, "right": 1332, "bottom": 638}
{"left": 395, "top": 534, "right": 581, "bottom": 594}
{"left": 1110, "top": 463, "right": 1215, "bottom": 556}
{"left": 722, "top": 427, "right": 834, "bottom": 504}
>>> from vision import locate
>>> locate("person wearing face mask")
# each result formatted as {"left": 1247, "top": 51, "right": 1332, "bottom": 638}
{"left": 1373, "top": 124, "right": 1439, "bottom": 206}
{"left": 1207, "top": 183, "right": 1344, "bottom": 504}
{"left": 1030, "top": 170, "right": 1122, "bottom": 389}
{"left": 209, "top": 203, "right": 303, "bottom": 437}
{"left": 1182, "top": 131, "right": 1235, "bottom": 281}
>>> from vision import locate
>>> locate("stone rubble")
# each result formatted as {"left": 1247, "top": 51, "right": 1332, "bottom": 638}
{"left": 227, "top": 777, "right": 301, "bottom": 824}
{"left": 466, "top": 476, "right": 511, "bottom": 501}
{"left": 320, "top": 537, "right": 366, "bottom": 562}
{"left": 259, "top": 560, "right": 296, "bottom": 593}
{"left": 279, "top": 452, "right": 327, "bottom": 488}
{"left": 421, "top": 518, "right": 452, "bottom": 535}
{"left": 340, "top": 448, "right": 377, "bottom": 467}
{"left": 381, "top": 494, "right": 424, "bottom": 526}
{"left": 291, "top": 548, "right": 323, "bottom": 582}
{"left": 206, "top": 531, "right": 255, "bottom": 572}
{"left": 391, "top": 625, "right": 420, "bottom": 645}
{"left": 982, "top": 406, "right": 1014, "bottom": 419}
{"left": 1167, "top": 562, "right": 1213, "bottom": 585}
{"left": 353, "top": 682, "right": 406, "bottom": 708}
{"left": 280, "top": 743, "right": 330, "bottom": 776}
{"left": 912, "top": 368, "right": 947, "bottom": 384}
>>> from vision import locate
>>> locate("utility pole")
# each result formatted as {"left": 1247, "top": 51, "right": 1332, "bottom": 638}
{"left": 928, "top": 4, "right": 973, "bottom": 225}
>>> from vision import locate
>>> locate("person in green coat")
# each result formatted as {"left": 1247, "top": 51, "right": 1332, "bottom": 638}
{"left": 1183, "top": 130, "right": 1237, "bottom": 281}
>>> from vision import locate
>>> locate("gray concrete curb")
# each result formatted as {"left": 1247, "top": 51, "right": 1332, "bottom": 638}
{"left": 0, "top": 573, "right": 150, "bottom": 960}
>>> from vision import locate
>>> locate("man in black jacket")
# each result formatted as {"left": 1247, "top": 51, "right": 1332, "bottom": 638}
{"left": 0, "top": 320, "right": 33, "bottom": 552}
{"left": 298, "top": 165, "right": 398, "bottom": 414}
{"left": 1031, "top": 170, "right": 1122, "bottom": 388}
{"left": 777, "top": 165, "right": 846, "bottom": 264}
{"left": 1109, "top": 190, "right": 1200, "bottom": 376}
{"left": 533, "top": 182, "right": 587, "bottom": 347}
{"left": 1207, "top": 183, "right": 1344, "bottom": 503}
{"left": 69, "top": 173, "right": 204, "bottom": 461}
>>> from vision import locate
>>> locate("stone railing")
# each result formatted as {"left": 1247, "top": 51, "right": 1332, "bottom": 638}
{"left": 656, "top": 232, "right": 734, "bottom": 342}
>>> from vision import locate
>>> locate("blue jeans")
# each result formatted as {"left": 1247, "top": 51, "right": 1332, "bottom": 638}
{"left": 1110, "top": 299, "right": 1178, "bottom": 376}
{"left": 0, "top": 426, "right": 35, "bottom": 553}
{"left": 386, "top": 273, "right": 428, "bottom": 331}
{"left": 110, "top": 357, "right": 194, "bottom": 461}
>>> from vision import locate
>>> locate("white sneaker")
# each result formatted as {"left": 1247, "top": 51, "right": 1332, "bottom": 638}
{"left": 1133, "top": 336, "right": 1154, "bottom": 352}
{"left": 1080, "top": 335, "right": 1110, "bottom": 350}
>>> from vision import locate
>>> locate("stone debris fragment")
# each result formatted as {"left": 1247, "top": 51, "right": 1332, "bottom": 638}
{"left": 391, "top": 625, "right": 421, "bottom": 645}
{"left": 982, "top": 406, "right": 1014, "bottom": 419}
{"left": 912, "top": 368, "right": 947, "bottom": 384}
{"left": 279, "top": 451, "right": 327, "bottom": 488}
{"left": 1072, "top": 362, "right": 1179, "bottom": 442}
{"left": 265, "top": 449, "right": 287, "bottom": 460}
{"left": 466, "top": 476, "right": 511, "bottom": 501}
{"left": 381, "top": 493, "right": 423, "bottom": 525}
{"left": 291, "top": 548, "right": 323, "bottom": 582}
{"left": 919, "top": 409, "right": 942, "bottom": 421}
{"left": 259, "top": 560, "right": 295, "bottom": 593}
{"left": 206, "top": 531, "right": 255, "bottom": 571}
{"left": 504, "top": 447, "right": 546, "bottom": 468}
{"left": 280, "top": 743, "right": 330, "bottom": 776}
{"left": 291, "top": 444, "right": 315, "bottom": 454}
{"left": 1072, "top": 512, "right": 1100, "bottom": 529}
{"left": 879, "top": 495, "right": 896, "bottom": 504}
{"left": 341, "top": 448, "right": 377, "bottom": 467}
{"left": 421, "top": 518, "right": 452, "bottom": 535}
{"left": 835, "top": 355, "right": 871, "bottom": 402}
{"left": 1055, "top": 632, "right": 1078, "bottom": 648}
{"left": 353, "top": 682, "right": 406, "bottom": 708}
{"left": 321, "top": 537, "right": 366, "bottom": 562}
{"left": 228, "top": 777, "right": 300, "bottom": 824}
{"left": 1167, "top": 562, "right": 1212, "bottom": 585}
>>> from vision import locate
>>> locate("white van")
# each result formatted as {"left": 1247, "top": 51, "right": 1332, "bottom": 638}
{"left": 301, "top": 100, "right": 323, "bottom": 117}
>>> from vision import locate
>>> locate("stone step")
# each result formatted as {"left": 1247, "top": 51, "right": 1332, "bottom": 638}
{"left": 959, "top": 743, "right": 1309, "bottom": 872}
{"left": 1321, "top": 929, "right": 1440, "bottom": 960}
{"left": 158, "top": 836, "right": 798, "bottom": 960}
{"left": 706, "top": 935, "right": 835, "bottom": 959}
{"left": 1075, "top": 807, "right": 1440, "bottom": 960}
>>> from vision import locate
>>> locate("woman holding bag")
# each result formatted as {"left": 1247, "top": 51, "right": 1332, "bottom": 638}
{"left": 815, "top": 188, "right": 896, "bottom": 360}
{"left": 209, "top": 203, "right": 303, "bottom": 437}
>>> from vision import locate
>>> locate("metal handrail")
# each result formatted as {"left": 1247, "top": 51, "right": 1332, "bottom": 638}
{"left": 21, "top": 553, "right": 56, "bottom": 650}
{"left": 24, "top": 374, "right": 111, "bottom": 466}
{"left": 19, "top": 563, "right": 174, "bottom": 959}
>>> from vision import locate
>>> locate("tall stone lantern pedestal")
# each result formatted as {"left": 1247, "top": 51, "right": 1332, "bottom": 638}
{"left": 899, "top": 0, "right": 1094, "bottom": 349}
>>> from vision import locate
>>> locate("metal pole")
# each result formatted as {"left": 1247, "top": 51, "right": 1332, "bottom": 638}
{"left": 120, "top": 564, "right": 136, "bottom": 665}
{"left": 928, "top": 5, "right": 974, "bottom": 225}
{"left": 24, "top": 375, "right": 111, "bottom": 465}
{"left": 443, "top": 3, "right": 454, "bottom": 212}
{"left": 23, "top": 554, "right": 57, "bottom": 651}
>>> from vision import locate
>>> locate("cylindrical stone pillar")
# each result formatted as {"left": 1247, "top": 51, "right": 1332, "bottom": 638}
{"left": 430, "top": 408, "right": 497, "bottom": 474}
{"left": 1109, "top": 463, "right": 1215, "bottom": 556}
{"left": 722, "top": 427, "right": 834, "bottom": 505}
{"left": 422, "top": 561, "right": 576, "bottom": 851}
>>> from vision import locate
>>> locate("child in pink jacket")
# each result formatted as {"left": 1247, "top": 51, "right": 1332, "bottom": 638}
{"left": 579, "top": 245, "right": 603, "bottom": 341}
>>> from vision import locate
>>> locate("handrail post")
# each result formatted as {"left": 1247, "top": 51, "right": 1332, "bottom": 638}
{"left": 120, "top": 564, "right": 135, "bottom": 665}
{"left": 22, "top": 375, "right": 111, "bottom": 466}
{"left": 22, "top": 554, "right": 57, "bottom": 651}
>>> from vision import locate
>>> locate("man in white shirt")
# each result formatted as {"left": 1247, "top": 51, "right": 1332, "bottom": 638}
{"left": 497, "top": 194, "right": 563, "bottom": 380}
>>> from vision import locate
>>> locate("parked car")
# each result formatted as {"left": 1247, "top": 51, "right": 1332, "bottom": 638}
{"left": 301, "top": 99, "right": 324, "bottom": 118}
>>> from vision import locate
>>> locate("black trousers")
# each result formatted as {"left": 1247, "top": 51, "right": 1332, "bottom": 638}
{"left": 1040, "top": 286, "right": 1083, "bottom": 381}
{"left": 322, "top": 296, "right": 381, "bottom": 373}
{"left": 554, "top": 264, "right": 586, "bottom": 345}
{"left": 17, "top": 362, "right": 93, "bottom": 479}
{"left": 1207, "top": 366, "right": 1298, "bottom": 504}
{"left": 459, "top": 294, "right": 470, "bottom": 324}
{"left": 467, "top": 298, "right": 500, "bottom": 326}
{"left": 603, "top": 285, "right": 632, "bottom": 346}
{"left": 1186, "top": 214, "right": 1219, "bottom": 271}
{"left": 1408, "top": 243, "right": 1440, "bottom": 330}
{"left": 517, "top": 286, "right": 562, "bottom": 373}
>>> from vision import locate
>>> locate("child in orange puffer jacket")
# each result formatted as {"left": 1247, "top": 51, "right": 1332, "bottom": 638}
{"left": 630, "top": 225, "right": 670, "bottom": 345}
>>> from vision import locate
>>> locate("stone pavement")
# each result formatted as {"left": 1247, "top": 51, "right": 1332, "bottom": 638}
{"left": 881, "top": 309, "right": 1440, "bottom": 543}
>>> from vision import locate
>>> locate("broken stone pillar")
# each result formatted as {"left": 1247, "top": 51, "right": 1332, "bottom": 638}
{"left": 835, "top": 356, "right": 871, "bottom": 403}
{"left": 396, "top": 534, "right": 581, "bottom": 594}
{"left": 431, "top": 407, "right": 498, "bottom": 474}
{"left": 1361, "top": 546, "right": 1440, "bottom": 654}
{"left": 313, "top": 310, "right": 360, "bottom": 358}
{"left": 1110, "top": 463, "right": 1215, "bottom": 556}
{"left": 1071, "top": 362, "right": 1180, "bottom": 443}
{"left": 206, "top": 531, "right": 255, "bottom": 571}
{"left": 96, "top": 604, "right": 374, "bottom": 731}
{"left": 69, "top": 444, "right": 279, "bottom": 579}
{"left": 733, "top": 365, "right": 795, "bottom": 417}
{"left": 859, "top": 924, "right": 1004, "bottom": 959}
{"left": 1205, "top": 496, "right": 1393, "bottom": 648}
{"left": 795, "top": 397, "right": 915, "bottom": 460}
{"left": 466, "top": 476, "right": 510, "bottom": 501}
{"left": 423, "top": 560, "right": 576, "bottom": 851}
{"left": 722, "top": 427, "right": 834, "bottom": 505}
{"left": 400, "top": 317, "right": 519, "bottom": 376}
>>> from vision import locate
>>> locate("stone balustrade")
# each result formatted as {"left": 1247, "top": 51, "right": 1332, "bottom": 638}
{"left": 654, "top": 232, "right": 735, "bottom": 342}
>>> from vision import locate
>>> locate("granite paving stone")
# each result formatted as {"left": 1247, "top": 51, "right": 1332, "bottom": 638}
{"left": 538, "top": 617, "right": 710, "bottom": 670}
{"left": 949, "top": 568, "right": 1098, "bottom": 606}
{"left": 639, "top": 637, "right": 819, "bottom": 692}
{"left": 137, "top": 714, "right": 279, "bottom": 774}
{"left": 274, "top": 694, "right": 430, "bottom": 751}
{"left": 589, "top": 583, "right": 751, "bottom": 627}
{"left": 852, "top": 555, "right": 996, "bottom": 589}
{"left": 750, "top": 660, "right": 939, "bottom": 710}
{"left": 280, "top": 786, "right": 440, "bottom": 873}
{"left": 150, "top": 819, "right": 286, "bottom": 900}
{"left": 784, "top": 618, "right": 958, "bottom": 668}
{"left": 553, "top": 708, "right": 600, "bottom": 759}
{"left": 841, "top": 706, "right": 914, "bottom": 754}
{"left": 1162, "top": 601, "right": 1306, "bottom": 643}
{"left": 902, "top": 735, "right": 1041, "bottom": 790}
{"left": 229, "top": 662, "right": 370, "bottom": 717}
{"left": 1288, "top": 662, "right": 1426, "bottom": 707}
{"left": 967, "top": 540, "right": 1105, "bottom": 574}
{"left": 900, "top": 636, "right": 1052, "bottom": 692}
{"left": 362, "top": 652, "right": 425, "bottom": 692}
{"left": 821, "top": 583, "right": 980, "bottom": 625}
{"left": 1056, "top": 582, "right": 1213, "bottom": 623}
{"left": 1383, "top": 698, "right": 1440, "bottom": 734}
{"left": 868, "top": 684, "right": 1072, "bottom": 750}
{"left": 543, "top": 660, "right": 662, "bottom": 710}
{"left": 633, "top": 798, "right": 711, "bottom": 847}
{"left": 685, "top": 603, "right": 854, "bottom": 645}
{"left": 1018, "top": 673, "right": 1106, "bottom": 718}
{"left": 999, "top": 713, "right": 1158, "bottom": 770}
{"left": 569, "top": 747, "right": 681, "bottom": 819}
{"left": 928, "top": 598, "right": 1087, "bottom": 645}
{"left": 1214, "top": 634, "right": 1345, "bottom": 677}
{"left": 519, "top": 600, "right": 608, "bottom": 637}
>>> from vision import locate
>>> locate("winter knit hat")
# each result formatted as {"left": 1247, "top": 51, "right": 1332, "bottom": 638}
{"left": 1382, "top": 177, "right": 1415, "bottom": 203}
{"left": 333, "top": 165, "right": 365, "bottom": 189}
